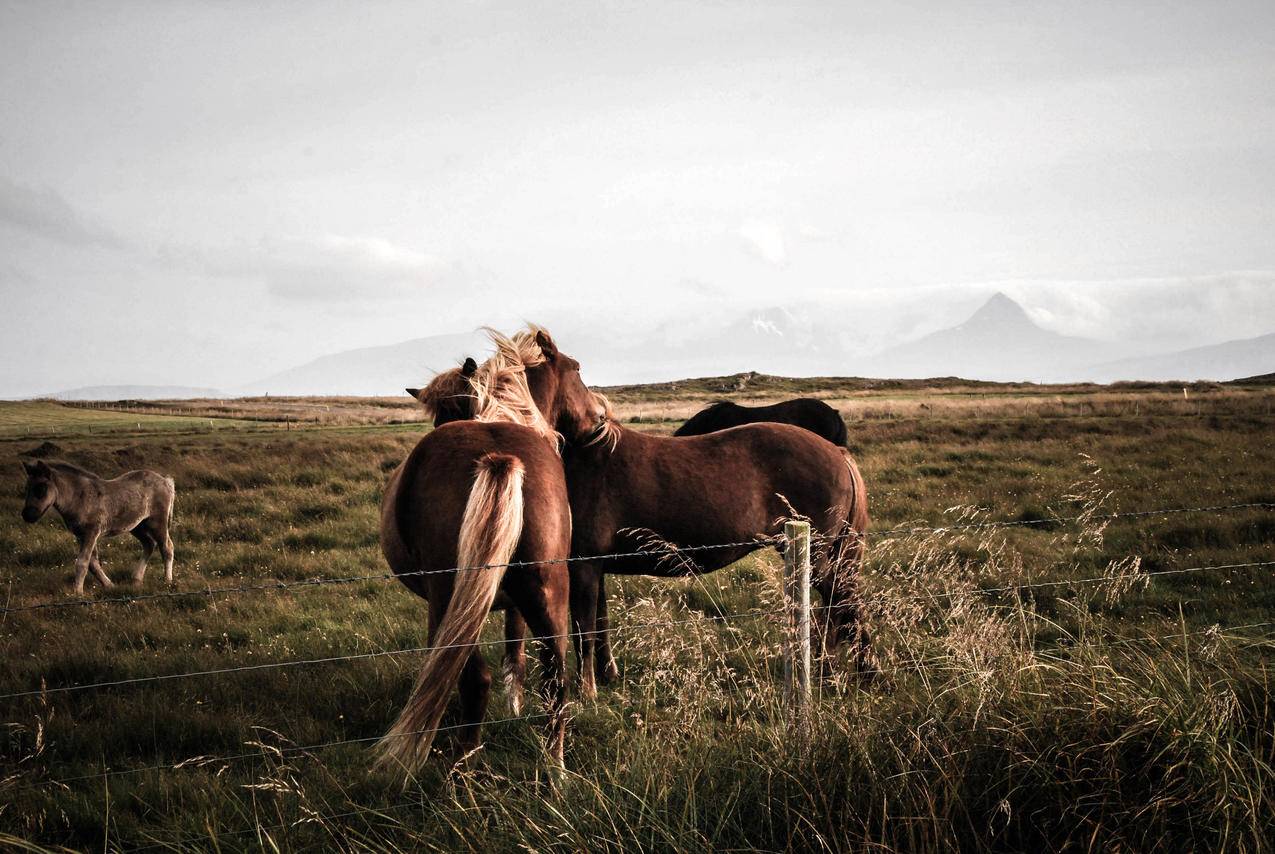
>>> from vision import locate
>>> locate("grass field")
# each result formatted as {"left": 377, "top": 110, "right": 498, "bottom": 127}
{"left": 1, "top": 381, "right": 1273, "bottom": 852}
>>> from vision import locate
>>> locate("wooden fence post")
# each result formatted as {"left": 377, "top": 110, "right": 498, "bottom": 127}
{"left": 783, "top": 519, "right": 812, "bottom": 714}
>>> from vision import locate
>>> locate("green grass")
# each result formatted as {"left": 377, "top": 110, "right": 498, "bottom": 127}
{"left": 0, "top": 383, "right": 1272, "bottom": 852}
{"left": 0, "top": 401, "right": 261, "bottom": 438}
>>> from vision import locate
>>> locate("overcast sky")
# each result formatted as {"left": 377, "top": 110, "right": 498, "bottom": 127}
{"left": 2, "top": 0, "right": 1273, "bottom": 395}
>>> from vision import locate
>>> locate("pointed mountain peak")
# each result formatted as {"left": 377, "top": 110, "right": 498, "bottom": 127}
{"left": 963, "top": 291, "right": 1035, "bottom": 330}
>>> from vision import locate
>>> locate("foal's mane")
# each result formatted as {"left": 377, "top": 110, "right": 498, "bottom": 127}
{"left": 44, "top": 460, "right": 99, "bottom": 480}
{"left": 468, "top": 326, "right": 559, "bottom": 447}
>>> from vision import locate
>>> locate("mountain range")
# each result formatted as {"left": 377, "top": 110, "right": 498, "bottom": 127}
{"left": 35, "top": 293, "right": 1275, "bottom": 397}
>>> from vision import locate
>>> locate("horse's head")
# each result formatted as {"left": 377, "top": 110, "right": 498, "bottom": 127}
{"left": 20, "top": 459, "right": 56, "bottom": 523}
{"left": 522, "top": 330, "right": 612, "bottom": 447}
{"left": 409, "top": 357, "right": 479, "bottom": 426}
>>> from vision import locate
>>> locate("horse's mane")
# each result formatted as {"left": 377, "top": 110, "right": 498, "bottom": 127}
{"left": 586, "top": 390, "right": 622, "bottom": 452}
{"left": 415, "top": 366, "right": 471, "bottom": 419}
{"left": 46, "top": 460, "right": 99, "bottom": 480}
{"left": 468, "top": 326, "right": 559, "bottom": 446}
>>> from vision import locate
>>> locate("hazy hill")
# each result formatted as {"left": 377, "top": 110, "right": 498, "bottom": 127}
{"left": 1090, "top": 331, "right": 1275, "bottom": 382}
{"left": 237, "top": 331, "right": 488, "bottom": 396}
{"left": 862, "top": 293, "right": 1116, "bottom": 382}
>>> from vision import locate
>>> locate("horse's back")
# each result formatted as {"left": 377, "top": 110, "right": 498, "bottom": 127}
{"left": 676, "top": 398, "right": 847, "bottom": 446}
{"left": 618, "top": 423, "right": 855, "bottom": 537}
{"left": 392, "top": 421, "right": 569, "bottom": 571}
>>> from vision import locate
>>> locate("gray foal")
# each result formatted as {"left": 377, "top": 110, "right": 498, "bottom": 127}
{"left": 21, "top": 459, "right": 175, "bottom": 594}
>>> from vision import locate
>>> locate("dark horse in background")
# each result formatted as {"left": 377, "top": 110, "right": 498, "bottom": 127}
{"left": 377, "top": 329, "right": 604, "bottom": 770}
{"left": 674, "top": 398, "right": 848, "bottom": 446}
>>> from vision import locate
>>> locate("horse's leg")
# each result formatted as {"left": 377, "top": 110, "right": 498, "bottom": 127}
{"left": 158, "top": 527, "right": 175, "bottom": 583}
{"left": 72, "top": 530, "right": 101, "bottom": 594}
{"left": 130, "top": 526, "right": 156, "bottom": 585}
{"left": 813, "top": 538, "right": 875, "bottom": 681}
{"left": 88, "top": 545, "right": 113, "bottom": 589}
{"left": 568, "top": 562, "right": 602, "bottom": 701}
{"left": 456, "top": 650, "right": 493, "bottom": 755}
{"left": 503, "top": 608, "right": 527, "bottom": 715}
{"left": 594, "top": 574, "right": 620, "bottom": 685}
{"left": 508, "top": 569, "right": 570, "bottom": 766}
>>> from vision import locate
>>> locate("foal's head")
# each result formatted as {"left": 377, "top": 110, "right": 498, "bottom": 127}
{"left": 409, "top": 357, "right": 478, "bottom": 426}
{"left": 20, "top": 460, "right": 56, "bottom": 523}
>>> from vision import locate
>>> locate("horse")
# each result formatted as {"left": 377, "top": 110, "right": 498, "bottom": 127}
{"left": 674, "top": 398, "right": 848, "bottom": 446}
{"left": 559, "top": 409, "right": 869, "bottom": 700}
{"left": 388, "top": 355, "right": 531, "bottom": 717}
{"left": 20, "top": 459, "right": 175, "bottom": 594}
{"left": 376, "top": 328, "right": 604, "bottom": 770}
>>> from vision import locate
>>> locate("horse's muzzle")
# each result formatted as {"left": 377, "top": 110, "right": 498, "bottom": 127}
{"left": 21, "top": 506, "right": 41, "bottom": 523}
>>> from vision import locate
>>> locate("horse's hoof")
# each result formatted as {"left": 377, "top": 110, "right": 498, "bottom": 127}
{"left": 597, "top": 660, "right": 620, "bottom": 685}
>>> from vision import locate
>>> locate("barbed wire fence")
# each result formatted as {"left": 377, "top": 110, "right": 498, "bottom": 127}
{"left": 1, "top": 498, "right": 1272, "bottom": 812}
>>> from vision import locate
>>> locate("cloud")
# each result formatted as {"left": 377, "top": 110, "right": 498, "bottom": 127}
{"left": 739, "top": 220, "right": 787, "bottom": 266}
{"left": 0, "top": 176, "right": 124, "bottom": 247}
{"left": 163, "top": 233, "right": 448, "bottom": 301}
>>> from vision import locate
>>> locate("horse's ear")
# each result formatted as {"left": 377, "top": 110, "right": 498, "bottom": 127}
{"left": 461, "top": 357, "right": 478, "bottom": 376}
{"left": 405, "top": 388, "right": 421, "bottom": 399}
{"left": 534, "top": 330, "right": 559, "bottom": 360}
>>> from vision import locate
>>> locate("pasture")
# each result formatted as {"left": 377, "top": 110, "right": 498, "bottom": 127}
{"left": 1, "top": 379, "right": 1273, "bottom": 852}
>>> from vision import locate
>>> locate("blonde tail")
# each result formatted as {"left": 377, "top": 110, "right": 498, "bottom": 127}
{"left": 375, "top": 453, "right": 526, "bottom": 771}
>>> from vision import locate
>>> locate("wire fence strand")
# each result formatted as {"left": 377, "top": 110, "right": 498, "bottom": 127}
{"left": 4, "top": 556, "right": 1271, "bottom": 701}
{"left": 3, "top": 500, "right": 1271, "bottom": 617}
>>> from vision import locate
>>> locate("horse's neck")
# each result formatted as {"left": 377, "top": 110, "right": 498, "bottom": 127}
{"left": 50, "top": 470, "right": 93, "bottom": 521}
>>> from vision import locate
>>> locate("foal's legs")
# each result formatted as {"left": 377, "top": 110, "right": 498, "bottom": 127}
{"left": 594, "top": 574, "right": 620, "bottom": 685}
{"left": 72, "top": 529, "right": 103, "bottom": 594}
{"left": 130, "top": 526, "right": 157, "bottom": 584}
{"left": 88, "top": 545, "right": 113, "bottom": 589}
{"left": 568, "top": 563, "right": 603, "bottom": 701}
{"left": 503, "top": 608, "right": 527, "bottom": 715}
{"left": 158, "top": 529, "right": 175, "bottom": 583}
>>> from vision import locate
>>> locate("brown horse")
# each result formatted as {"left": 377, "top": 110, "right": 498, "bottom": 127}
{"left": 376, "top": 328, "right": 602, "bottom": 770}
{"left": 388, "top": 355, "right": 530, "bottom": 716}
{"left": 560, "top": 409, "right": 870, "bottom": 698}
{"left": 21, "top": 459, "right": 175, "bottom": 593}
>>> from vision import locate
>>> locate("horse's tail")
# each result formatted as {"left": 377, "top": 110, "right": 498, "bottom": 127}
{"left": 375, "top": 452, "right": 526, "bottom": 771}
{"left": 160, "top": 476, "right": 177, "bottom": 527}
{"left": 839, "top": 449, "right": 869, "bottom": 561}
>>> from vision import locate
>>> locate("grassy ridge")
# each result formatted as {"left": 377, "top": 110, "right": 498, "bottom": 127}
{"left": 0, "top": 383, "right": 1272, "bottom": 851}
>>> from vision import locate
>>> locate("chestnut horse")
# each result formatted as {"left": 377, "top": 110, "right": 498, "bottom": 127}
{"left": 376, "top": 329, "right": 601, "bottom": 770}
{"left": 392, "top": 356, "right": 535, "bottom": 714}
{"left": 562, "top": 411, "right": 870, "bottom": 698}
{"left": 463, "top": 336, "right": 871, "bottom": 700}
{"left": 674, "top": 398, "right": 848, "bottom": 446}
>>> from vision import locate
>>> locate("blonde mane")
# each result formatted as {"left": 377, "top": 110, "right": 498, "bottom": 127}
{"left": 468, "top": 326, "right": 560, "bottom": 447}
{"left": 585, "top": 389, "right": 622, "bottom": 452}
{"left": 415, "top": 366, "right": 471, "bottom": 420}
